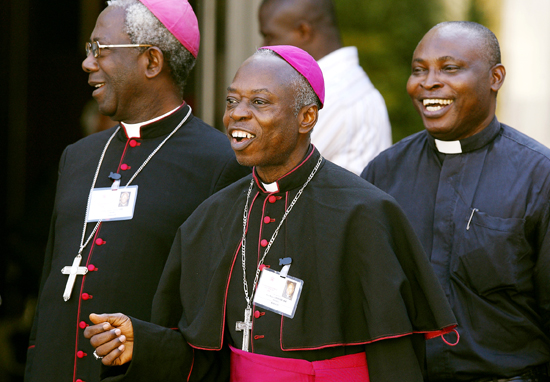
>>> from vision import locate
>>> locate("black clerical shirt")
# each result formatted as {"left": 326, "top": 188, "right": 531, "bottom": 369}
{"left": 363, "top": 117, "right": 550, "bottom": 381}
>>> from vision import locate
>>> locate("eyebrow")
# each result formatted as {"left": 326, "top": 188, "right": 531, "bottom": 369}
{"left": 226, "top": 87, "right": 274, "bottom": 95}
{"left": 413, "top": 55, "right": 458, "bottom": 63}
{"left": 252, "top": 88, "right": 273, "bottom": 95}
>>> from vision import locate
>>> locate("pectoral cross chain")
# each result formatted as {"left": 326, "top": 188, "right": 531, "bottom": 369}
{"left": 61, "top": 254, "right": 88, "bottom": 301}
{"left": 235, "top": 307, "right": 253, "bottom": 352}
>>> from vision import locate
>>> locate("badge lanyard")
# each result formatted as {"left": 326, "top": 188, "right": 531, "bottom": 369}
{"left": 61, "top": 107, "right": 192, "bottom": 301}
{"left": 237, "top": 154, "right": 323, "bottom": 350}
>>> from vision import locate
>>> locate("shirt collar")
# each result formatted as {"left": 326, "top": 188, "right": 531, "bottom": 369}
{"left": 119, "top": 103, "right": 185, "bottom": 139}
{"left": 427, "top": 116, "right": 501, "bottom": 154}
{"left": 317, "top": 47, "right": 358, "bottom": 70}
{"left": 252, "top": 145, "right": 321, "bottom": 194}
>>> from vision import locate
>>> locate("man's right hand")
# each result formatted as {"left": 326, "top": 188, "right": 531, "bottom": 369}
{"left": 84, "top": 313, "right": 134, "bottom": 366}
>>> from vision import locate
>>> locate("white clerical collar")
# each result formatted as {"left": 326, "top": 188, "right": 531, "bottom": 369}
{"left": 261, "top": 181, "right": 280, "bottom": 193}
{"left": 434, "top": 139, "right": 462, "bottom": 154}
{"left": 120, "top": 104, "right": 182, "bottom": 138}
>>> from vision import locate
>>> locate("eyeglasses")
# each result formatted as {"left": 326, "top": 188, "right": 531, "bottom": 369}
{"left": 85, "top": 41, "right": 153, "bottom": 58}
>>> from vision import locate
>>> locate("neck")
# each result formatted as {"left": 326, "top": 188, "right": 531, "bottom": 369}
{"left": 121, "top": 99, "right": 183, "bottom": 124}
{"left": 310, "top": 35, "right": 342, "bottom": 61}
{"left": 255, "top": 167, "right": 285, "bottom": 185}
{"left": 255, "top": 145, "right": 310, "bottom": 184}
{"left": 429, "top": 112, "right": 496, "bottom": 142}
{"left": 120, "top": 83, "right": 183, "bottom": 123}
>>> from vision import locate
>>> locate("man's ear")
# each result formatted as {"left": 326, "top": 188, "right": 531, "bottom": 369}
{"left": 490, "top": 63, "right": 506, "bottom": 92}
{"left": 298, "top": 104, "right": 318, "bottom": 134}
{"left": 295, "top": 21, "right": 313, "bottom": 43}
{"left": 142, "top": 47, "right": 164, "bottom": 79}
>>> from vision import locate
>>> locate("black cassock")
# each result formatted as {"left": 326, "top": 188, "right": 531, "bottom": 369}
{"left": 25, "top": 105, "right": 250, "bottom": 382}
{"left": 102, "top": 147, "right": 457, "bottom": 382}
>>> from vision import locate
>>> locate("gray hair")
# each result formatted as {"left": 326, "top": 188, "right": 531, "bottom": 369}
{"left": 107, "top": 0, "right": 196, "bottom": 96}
{"left": 432, "top": 21, "right": 501, "bottom": 67}
{"left": 254, "top": 49, "right": 321, "bottom": 116}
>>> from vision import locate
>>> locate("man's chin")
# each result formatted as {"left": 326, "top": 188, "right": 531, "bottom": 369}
{"left": 235, "top": 156, "right": 256, "bottom": 168}
{"left": 424, "top": 122, "right": 455, "bottom": 140}
{"left": 97, "top": 107, "right": 120, "bottom": 122}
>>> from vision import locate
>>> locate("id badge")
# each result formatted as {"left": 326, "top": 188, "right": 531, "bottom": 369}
{"left": 253, "top": 268, "right": 303, "bottom": 318}
{"left": 86, "top": 186, "right": 138, "bottom": 222}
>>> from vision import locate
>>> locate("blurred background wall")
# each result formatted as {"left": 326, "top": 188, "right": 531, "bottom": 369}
{"left": 1, "top": 0, "right": 548, "bottom": 380}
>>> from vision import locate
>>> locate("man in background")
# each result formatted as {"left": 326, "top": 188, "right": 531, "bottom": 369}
{"left": 259, "top": 0, "right": 392, "bottom": 175}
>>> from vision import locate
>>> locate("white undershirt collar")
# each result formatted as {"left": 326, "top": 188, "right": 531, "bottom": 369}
{"left": 434, "top": 139, "right": 462, "bottom": 154}
{"left": 120, "top": 104, "right": 182, "bottom": 139}
{"left": 261, "top": 181, "right": 280, "bottom": 193}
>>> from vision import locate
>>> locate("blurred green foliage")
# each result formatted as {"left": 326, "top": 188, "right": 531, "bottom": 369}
{"left": 333, "top": 0, "right": 443, "bottom": 143}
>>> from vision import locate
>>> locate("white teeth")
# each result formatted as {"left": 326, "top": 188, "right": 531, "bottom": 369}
{"left": 426, "top": 105, "right": 443, "bottom": 111}
{"left": 423, "top": 98, "right": 453, "bottom": 107}
{"left": 95, "top": 84, "right": 105, "bottom": 88}
{"left": 231, "top": 130, "right": 255, "bottom": 139}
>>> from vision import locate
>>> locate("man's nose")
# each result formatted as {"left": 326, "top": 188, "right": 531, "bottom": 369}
{"left": 230, "top": 101, "right": 252, "bottom": 120}
{"left": 421, "top": 69, "right": 443, "bottom": 90}
{"left": 82, "top": 53, "right": 98, "bottom": 73}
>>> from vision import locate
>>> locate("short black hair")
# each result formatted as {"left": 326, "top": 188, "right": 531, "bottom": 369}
{"left": 432, "top": 21, "right": 501, "bottom": 67}
{"left": 261, "top": 0, "right": 340, "bottom": 33}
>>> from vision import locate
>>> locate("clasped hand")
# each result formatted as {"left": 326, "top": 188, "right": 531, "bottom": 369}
{"left": 84, "top": 313, "right": 134, "bottom": 366}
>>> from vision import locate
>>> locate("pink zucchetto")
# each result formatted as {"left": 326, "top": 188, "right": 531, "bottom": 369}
{"left": 259, "top": 45, "right": 325, "bottom": 108}
{"left": 139, "top": 0, "right": 200, "bottom": 58}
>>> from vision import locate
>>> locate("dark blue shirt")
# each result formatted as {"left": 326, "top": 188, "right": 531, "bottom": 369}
{"left": 363, "top": 117, "right": 550, "bottom": 381}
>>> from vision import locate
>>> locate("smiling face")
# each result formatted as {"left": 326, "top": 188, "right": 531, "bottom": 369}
{"left": 406, "top": 26, "right": 505, "bottom": 141}
{"left": 223, "top": 55, "right": 315, "bottom": 183}
{"left": 82, "top": 7, "right": 146, "bottom": 123}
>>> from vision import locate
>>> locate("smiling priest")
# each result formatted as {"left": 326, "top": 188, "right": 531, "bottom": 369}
{"left": 363, "top": 22, "right": 550, "bottom": 381}
{"left": 85, "top": 45, "right": 457, "bottom": 382}
{"left": 24, "top": 1, "right": 249, "bottom": 382}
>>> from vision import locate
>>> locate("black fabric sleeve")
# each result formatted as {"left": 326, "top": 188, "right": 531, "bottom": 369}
{"left": 24, "top": 147, "right": 68, "bottom": 381}
{"left": 100, "top": 318, "right": 194, "bottom": 382}
{"left": 536, "top": 198, "right": 550, "bottom": 335}
{"left": 360, "top": 159, "right": 374, "bottom": 183}
{"left": 100, "top": 318, "right": 229, "bottom": 382}
{"left": 364, "top": 334, "right": 426, "bottom": 381}
{"left": 24, "top": 211, "right": 56, "bottom": 381}
{"left": 212, "top": 156, "right": 250, "bottom": 193}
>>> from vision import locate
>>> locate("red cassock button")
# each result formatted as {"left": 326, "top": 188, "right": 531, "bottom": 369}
{"left": 81, "top": 293, "right": 92, "bottom": 300}
{"left": 77, "top": 350, "right": 87, "bottom": 358}
{"left": 268, "top": 195, "right": 277, "bottom": 203}
{"left": 120, "top": 164, "right": 130, "bottom": 171}
{"left": 87, "top": 264, "right": 96, "bottom": 272}
{"left": 79, "top": 321, "right": 88, "bottom": 329}
{"left": 254, "top": 310, "right": 261, "bottom": 319}
{"left": 95, "top": 238, "right": 105, "bottom": 246}
{"left": 260, "top": 239, "right": 268, "bottom": 247}
{"left": 76, "top": 379, "right": 84, "bottom": 382}
{"left": 129, "top": 140, "right": 137, "bottom": 147}
{"left": 263, "top": 216, "right": 271, "bottom": 224}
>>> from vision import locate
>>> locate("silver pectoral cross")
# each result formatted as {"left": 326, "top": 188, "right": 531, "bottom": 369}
{"left": 61, "top": 254, "right": 88, "bottom": 301}
{"left": 235, "top": 307, "right": 253, "bottom": 352}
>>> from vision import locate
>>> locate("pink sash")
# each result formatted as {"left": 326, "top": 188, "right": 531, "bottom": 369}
{"left": 229, "top": 345, "right": 369, "bottom": 382}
